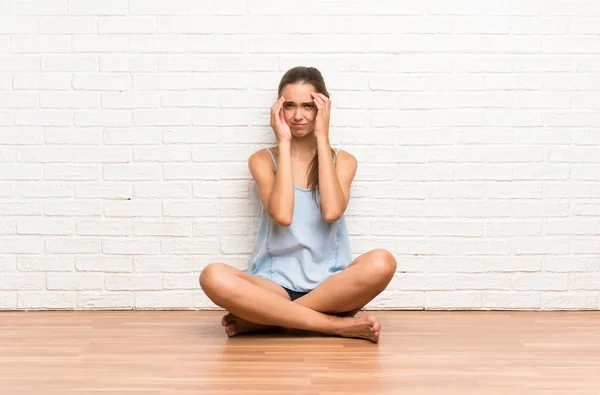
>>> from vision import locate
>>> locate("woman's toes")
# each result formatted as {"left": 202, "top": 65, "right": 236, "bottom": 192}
{"left": 221, "top": 313, "right": 235, "bottom": 327}
{"left": 224, "top": 324, "right": 232, "bottom": 335}
{"left": 369, "top": 315, "right": 381, "bottom": 332}
{"left": 365, "top": 315, "right": 381, "bottom": 343}
{"left": 225, "top": 320, "right": 239, "bottom": 335}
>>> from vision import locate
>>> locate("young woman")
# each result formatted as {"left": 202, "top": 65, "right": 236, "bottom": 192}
{"left": 199, "top": 66, "right": 397, "bottom": 343}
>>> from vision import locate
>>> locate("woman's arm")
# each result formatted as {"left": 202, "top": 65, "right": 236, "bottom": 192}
{"left": 268, "top": 142, "right": 294, "bottom": 226}
{"left": 248, "top": 143, "right": 294, "bottom": 227}
{"left": 317, "top": 136, "right": 358, "bottom": 223}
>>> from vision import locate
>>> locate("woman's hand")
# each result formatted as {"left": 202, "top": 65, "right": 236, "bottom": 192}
{"left": 311, "top": 92, "right": 331, "bottom": 140}
{"left": 270, "top": 96, "right": 292, "bottom": 143}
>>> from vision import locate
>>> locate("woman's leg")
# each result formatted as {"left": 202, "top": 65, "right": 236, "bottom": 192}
{"left": 199, "top": 263, "right": 380, "bottom": 342}
{"left": 293, "top": 249, "right": 397, "bottom": 316}
{"left": 218, "top": 271, "right": 290, "bottom": 336}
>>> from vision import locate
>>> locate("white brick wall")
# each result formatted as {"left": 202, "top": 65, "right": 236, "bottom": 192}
{"left": 1, "top": 0, "right": 599, "bottom": 311}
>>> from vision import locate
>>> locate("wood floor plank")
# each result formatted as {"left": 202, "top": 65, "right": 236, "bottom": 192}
{"left": 0, "top": 311, "right": 599, "bottom": 394}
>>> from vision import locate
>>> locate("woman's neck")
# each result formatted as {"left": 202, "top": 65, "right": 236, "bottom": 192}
{"left": 288, "top": 135, "right": 317, "bottom": 161}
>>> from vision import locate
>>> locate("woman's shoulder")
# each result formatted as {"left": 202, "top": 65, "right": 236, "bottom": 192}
{"left": 334, "top": 147, "right": 353, "bottom": 156}
{"left": 248, "top": 146, "right": 356, "bottom": 165}
{"left": 248, "top": 146, "right": 277, "bottom": 173}
{"left": 335, "top": 148, "right": 357, "bottom": 167}
{"left": 248, "top": 146, "right": 275, "bottom": 159}
{"left": 258, "top": 145, "right": 353, "bottom": 157}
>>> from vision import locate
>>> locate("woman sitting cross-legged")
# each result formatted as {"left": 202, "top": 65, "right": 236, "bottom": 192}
{"left": 199, "top": 66, "right": 397, "bottom": 343}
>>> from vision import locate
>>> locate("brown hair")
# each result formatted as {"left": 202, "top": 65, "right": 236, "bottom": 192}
{"left": 277, "top": 66, "right": 335, "bottom": 206}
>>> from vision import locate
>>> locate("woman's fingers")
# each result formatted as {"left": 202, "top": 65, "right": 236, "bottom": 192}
{"left": 317, "top": 93, "right": 331, "bottom": 111}
{"left": 323, "top": 94, "right": 331, "bottom": 111}
{"left": 312, "top": 93, "right": 328, "bottom": 114}
{"left": 279, "top": 104, "right": 285, "bottom": 122}
{"left": 271, "top": 96, "right": 284, "bottom": 113}
{"left": 311, "top": 92, "right": 322, "bottom": 109}
{"left": 270, "top": 97, "right": 285, "bottom": 128}
{"left": 277, "top": 97, "right": 285, "bottom": 123}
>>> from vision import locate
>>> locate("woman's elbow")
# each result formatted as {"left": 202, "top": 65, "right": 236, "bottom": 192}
{"left": 269, "top": 211, "right": 292, "bottom": 227}
{"left": 323, "top": 210, "right": 343, "bottom": 223}
{"left": 274, "top": 217, "right": 292, "bottom": 227}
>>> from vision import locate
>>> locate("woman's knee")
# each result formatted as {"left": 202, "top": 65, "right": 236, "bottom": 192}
{"left": 365, "top": 249, "right": 397, "bottom": 284}
{"left": 199, "top": 263, "right": 237, "bottom": 299}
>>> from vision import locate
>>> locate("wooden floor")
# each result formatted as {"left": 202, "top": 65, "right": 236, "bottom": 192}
{"left": 1, "top": 311, "right": 599, "bottom": 395}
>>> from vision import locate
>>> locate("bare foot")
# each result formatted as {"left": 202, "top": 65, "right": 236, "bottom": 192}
{"left": 334, "top": 314, "right": 380, "bottom": 343}
{"left": 221, "top": 313, "right": 275, "bottom": 337}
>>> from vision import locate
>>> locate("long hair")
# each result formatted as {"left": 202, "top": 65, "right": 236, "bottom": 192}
{"left": 277, "top": 66, "right": 335, "bottom": 206}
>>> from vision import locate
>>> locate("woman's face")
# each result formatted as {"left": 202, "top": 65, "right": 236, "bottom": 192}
{"left": 280, "top": 83, "right": 318, "bottom": 138}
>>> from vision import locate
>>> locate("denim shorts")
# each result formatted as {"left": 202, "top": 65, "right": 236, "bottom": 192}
{"left": 282, "top": 286, "right": 310, "bottom": 301}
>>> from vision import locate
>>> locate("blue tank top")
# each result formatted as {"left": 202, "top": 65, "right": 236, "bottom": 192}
{"left": 247, "top": 147, "right": 353, "bottom": 292}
